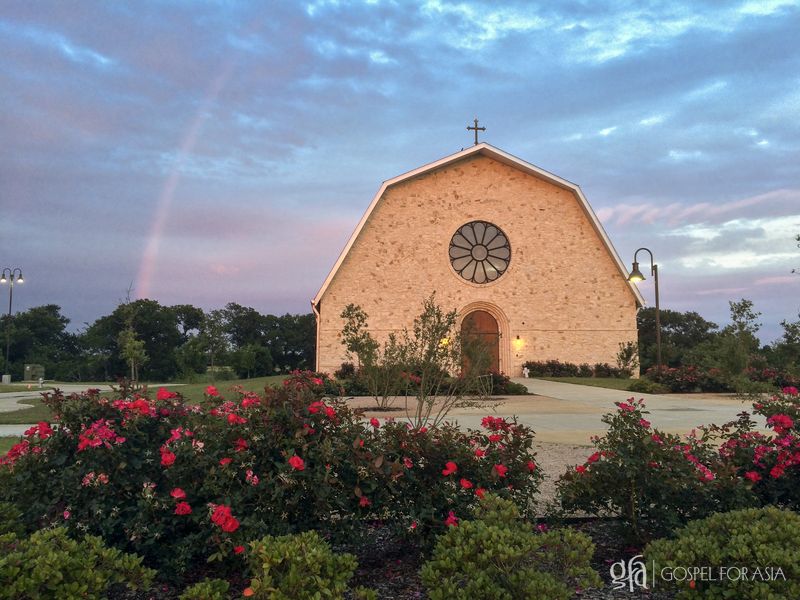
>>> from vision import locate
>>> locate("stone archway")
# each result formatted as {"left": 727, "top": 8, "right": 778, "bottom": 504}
{"left": 461, "top": 309, "right": 500, "bottom": 373}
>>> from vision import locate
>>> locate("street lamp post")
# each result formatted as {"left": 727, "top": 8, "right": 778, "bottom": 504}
{"left": 627, "top": 249, "right": 662, "bottom": 372}
{"left": 0, "top": 267, "right": 24, "bottom": 382}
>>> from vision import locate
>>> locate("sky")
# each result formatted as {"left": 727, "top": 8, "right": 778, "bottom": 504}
{"left": 1, "top": 0, "right": 799, "bottom": 343}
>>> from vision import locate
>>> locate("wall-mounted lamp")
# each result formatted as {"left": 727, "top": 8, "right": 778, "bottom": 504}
{"left": 512, "top": 335, "right": 524, "bottom": 352}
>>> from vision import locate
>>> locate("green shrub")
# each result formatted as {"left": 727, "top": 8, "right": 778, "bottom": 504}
{"left": 628, "top": 378, "right": 669, "bottom": 394}
{"left": 245, "top": 530, "right": 364, "bottom": 599}
{"left": 645, "top": 507, "right": 800, "bottom": 599}
{"left": 178, "top": 578, "right": 230, "bottom": 600}
{"left": 0, "top": 383, "right": 541, "bottom": 580}
{"left": 557, "top": 398, "right": 755, "bottom": 542}
{"left": 0, "top": 527, "right": 155, "bottom": 600}
{"left": 0, "top": 502, "right": 24, "bottom": 537}
{"left": 420, "top": 494, "right": 601, "bottom": 600}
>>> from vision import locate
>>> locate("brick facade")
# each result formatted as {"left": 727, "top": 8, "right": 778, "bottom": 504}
{"left": 313, "top": 147, "right": 640, "bottom": 376}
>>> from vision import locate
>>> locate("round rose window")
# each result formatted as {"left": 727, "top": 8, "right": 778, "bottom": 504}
{"left": 449, "top": 221, "right": 511, "bottom": 284}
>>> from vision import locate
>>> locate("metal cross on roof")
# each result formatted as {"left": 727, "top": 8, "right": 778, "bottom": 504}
{"left": 466, "top": 118, "right": 486, "bottom": 145}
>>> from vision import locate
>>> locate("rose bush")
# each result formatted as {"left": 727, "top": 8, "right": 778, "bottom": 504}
{"left": 0, "top": 380, "right": 541, "bottom": 581}
{"left": 556, "top": 398, "right": 755, "bottom": 542}
{"left": 706, "top": 386, "right": 800, "bottom": 509}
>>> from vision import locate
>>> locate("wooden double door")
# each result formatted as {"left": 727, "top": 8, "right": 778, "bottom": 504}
{"left": 461, "top": 310, "right": 500, "bottom": 373}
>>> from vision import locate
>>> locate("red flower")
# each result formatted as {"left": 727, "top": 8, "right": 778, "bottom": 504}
{"left": 576, "top": 465, "right": 587, "bottom": 474}
{"left": 219, "top": 457, "right": 232, "bottom": 466}
{"left": 370, "top": 417, "right": 380, "bottom": 428}
{"left": 744, "top": 471, "right": 761, "bottom": 482}
{"left": 233, "top": 438, "right": 248, "bottom": 452}
{"left": 205, "top": 385, "right": 219, "bottom": 397}
{"left": 444, "top": 511, "right": 459, "bottom": 527}
{"left": 770, "top": 465, "right": 785, "bottom": 479}
{"left": 210, "top": 504, "right": 240, "bottom": 533}
{"left": 488, "top": 434, "right": 503, "bottom": 443}
{"left": 526, "top": 460, "right": 537, "bottom": 472}
{"left": 475, "top": 487, "right": 486, "bottom": 499}
{"left": 170, "top": 487, "right": 187, "bottom": 500}
{"left": 160, "top": 447, "right": 176, "bottom": 467}
{"left": 156, "top": 388, "right": 178, "bottom": 401}
{"left": 474, "top": 448, "right": 486, "bottom": 458}
{"left": 227, "top": 413, "right": 247, "bottom": 425}
{"left": 442, "top": 461, "right": 458, "bottom": 476}
{"left": 359, "top": 496, "right": 371, "bottom": 507}
{"left": 587, "top": 452, "right": 601, "bottom": 464}
{"left": 638, "top": 418, "right": 651, "bottom": 428}
{"left": 403, "top": 457, "right": 413, "bottom": 468}
{"left": 174, "top": 502, "right": 192, "bottom": 515}
{"left": 288, "top": 455, "right": 305, "bottom": 471}
{"left": 24, "top": 422, "right": 54, "bottom": 440}
{"left": 493, "top": 464, "right": 508, "bottom": 478}
{"left": 233, "top": 545, "right": 245, "bottom": 554}
{"left": 460, "top": 478, "right": 473, "bottom": 489}
{"left": 767, "top": 414, "right": 793, "bottom": 433}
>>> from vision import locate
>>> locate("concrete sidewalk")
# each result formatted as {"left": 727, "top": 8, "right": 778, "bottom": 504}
{"left": 0, "top": 379, "right": 760, "bottom": 445}
{"left": 359, "top": 378, "right": 758, "bottom": 444}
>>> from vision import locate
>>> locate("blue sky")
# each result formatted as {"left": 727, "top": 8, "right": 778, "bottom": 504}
{"left": 1, "top": 0, "right": 798, "bottom": 342}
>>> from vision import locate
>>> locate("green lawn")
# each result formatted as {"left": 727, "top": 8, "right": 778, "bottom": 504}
{"left": 144, "top": 375, "right": 288, "bottom": 405}
{"left": 0, "top": 397, "right": 56, "bottom": 424}
{"left": 0, "top": 376, "right": 288, "bottom": 425}
{"left": 0, "top": 436, "right": 19, "bottom": 455}
{"left": 538, "top": 376, "right": 641, "bottom": 391}
{"left": 0, "top": 384, "right": 54, "bottom": 393}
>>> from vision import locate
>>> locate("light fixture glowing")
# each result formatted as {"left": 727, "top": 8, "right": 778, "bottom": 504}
{"left": 628, "top": 261, "right": 645, "bottom": 282}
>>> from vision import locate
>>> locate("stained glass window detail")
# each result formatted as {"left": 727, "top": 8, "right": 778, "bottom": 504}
{"left": 449, "top": 221, "right": 511, "bottom": 284}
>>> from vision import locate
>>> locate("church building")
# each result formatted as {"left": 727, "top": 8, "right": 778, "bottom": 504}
{"left": 312, "top": 141, "right": 643, "bottom": 377}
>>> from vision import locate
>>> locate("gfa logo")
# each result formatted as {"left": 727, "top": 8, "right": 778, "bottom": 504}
{"left": 610, "top": 555, "right": 648, "bottom": 591}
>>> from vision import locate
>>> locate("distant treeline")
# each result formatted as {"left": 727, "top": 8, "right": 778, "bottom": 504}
{"left": 1, "top": 300, "right": 315, "bottom": 382}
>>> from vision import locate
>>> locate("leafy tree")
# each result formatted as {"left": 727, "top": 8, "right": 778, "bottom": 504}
{"left": 222, "top": 302, "right": 266, "bottom": 348}
{"left": 117, "top": 326, "right": 147, "bottom": 382}
{"left": 174, "top": 336, "right": 207, "bottom": 379}
{"left": 172, "top": 304, "right": 205, "bottom": 343}
{"left": 3, "top": 304, "right": 83, "bottom": 380}
{"left": 264, "top": 313, "right": 315, "bottom": 372}
{"left": 198, "top": 309, "right": 228, "bottom": 374}
{"left": 637, "top": 308, "right": 718, "bottom": 370}
{"left": 230, "top": 343, "right": 273, "bottom": 378}
{"left": 684, "top": 299, "right": 764, "bottom": 379}
{"left": 765, "top": 314, "right": 800, "bottom": 374}
{"left": 83, "top": 300, "right": 182, "bottom": 381}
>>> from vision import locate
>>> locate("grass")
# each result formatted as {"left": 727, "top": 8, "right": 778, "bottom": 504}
{"left": 0, "top": 436, "right": 19, "bottom": 455}
{"left": 538, "top": 376, "right": 642, "bottom": 391}
{"left": 0, "top": 397, "right": 56, "bottom": 424}
{"left": 0, "top": 375, "right": 288, "bottom": 425}
{"left": 160, "top": 375, "right": 287, "bottom": 404}
{"left": 0, "top": 384, "right": 54, "bottom": 393}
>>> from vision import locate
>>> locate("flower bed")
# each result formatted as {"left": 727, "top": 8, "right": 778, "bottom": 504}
{"left": 0, "top": 377, "right": 541, "bottom": 587}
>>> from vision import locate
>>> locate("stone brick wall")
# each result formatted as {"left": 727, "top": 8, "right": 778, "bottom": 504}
{"left": 316, "top": 153, "right": 638, "bottom": 376}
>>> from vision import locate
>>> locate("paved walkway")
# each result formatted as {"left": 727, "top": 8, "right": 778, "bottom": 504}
{"left": 360, "top": 378, "right": 760, "bottom": 444}
{"left": 0, "top": 379, "right": 761, "bottom": 445}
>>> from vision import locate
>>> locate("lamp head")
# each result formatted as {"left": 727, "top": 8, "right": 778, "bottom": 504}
{"left": 0, "top": 273, "right": 5, "bottom": 284}
{"left": 16, "top": 273, "right": 23, "bottom": 284}
{"left": 628, "top": 261, "right": 645, "bottom": 282}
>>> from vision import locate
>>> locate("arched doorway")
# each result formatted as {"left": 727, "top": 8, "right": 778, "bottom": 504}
{"left": 461, "top": 310, "right": 500, "bottom": 373}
